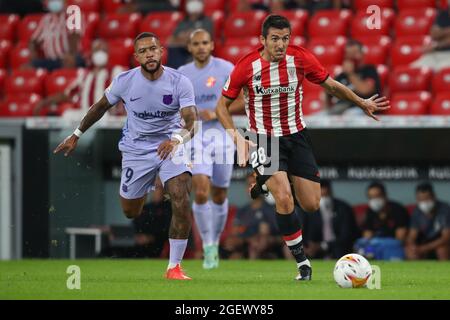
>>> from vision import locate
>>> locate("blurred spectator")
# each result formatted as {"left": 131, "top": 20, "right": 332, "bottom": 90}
{"left": 119, "top": 0, "right": 180, "bottom": 14}
{"left": 326, "top": 39, "right": 381, "bottom": 115}
{"left": 222, "top": 174, "right": 286, "bottom": 259}
{"left": 361, "top": 181, "right": 409, "bottom": 242}
{"left": 286, "top": 0, "right": 343, "bottom": 13}
{"left": 0, "top": 0, "right": 44, "bottom": 16}
{"left": 405, "top": 182, "right": 450, "bottom": 260}
{"left": 302, "top": 179, "right": 359, "bottom": 259}
{"left": 33, "top": 40, "right": 125, "bottom": 117}
{"left": 238, "top": 0, "right": 344, "bottom": 12}
{"left": 167, "top": 0, "right": 213, "bottom": 68}
{"left": 29, "top": 0, "right": 85, "bottom": 71}
{"left": 411, "top": 6, "right": 450, "bottom": 72}
{"left": 100, "top": 177, "right": 172, "bottom": 258}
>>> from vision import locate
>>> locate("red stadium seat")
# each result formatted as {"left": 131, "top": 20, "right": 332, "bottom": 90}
{"left": 359, "top": 36, "right": 392, "bottom": 65}
{"left": 350, "top": 9, "right": 395, "bottom": 38}
{"left": 108, "top": 38, "right": 134, "bottom": 68}
{"left": 307, "top": 36, "right": 347, "bottom": 68}
{"left": 140, "top": 12, "right": 184, "bottom": 44}
{"left": 431, "top": 93, "right": 450, "bottom": 115}
{"left": 0, "top": 14, "right": 19, "bottom": 42}
{"left": 5, "top": 69, "right": 48, "bottom": 96}
{"left": 67, "top": 0, "right": 100, "bottom": 13}
{"left": 0, "top": 94, "right": 42, "bottom": 117}
{"left": 377, "top": 64, "right": 389, "bottom": 92}
{"left": 395, "top": 8, "right": 436, "bottom": 37}
{"left": 98, "top": 13, "right": 142, "bottom": 40}
{"left": 228, "top": 0, "right": 244, "bottom": 12}
{"left": 390, "top": 36, "right": 432, "bottom": 66}
{"left": 302, "top": 90, "right": 325, "bottom": 115}
{"left": 389, "top": 66, "right": 432, "bottom": 94}
{"left": 388, "top": 91, "right": 431, "bottom": 115}
{"left": 18, "top": 14, "right": 44, "bottom": 42}
{"left": 45, "top": 68, "right": 82, "bottom": 96}
{"left": 224, "top": 11, "right": 267, "bottom": 39}
{"left": 39, "top": 101, "right": 78, "bottom": 116}
{"left": 291, "top": 36, "right": 306, "bottom": 47}
{"left": 210, "top": 10, "right": 225, "bottom": 41}
{"left": 433, "top": 67, "right": 450, "bottom": 94}
{"left": 308, "top": 9, "right": 352, "bottom": 38}
{"left": 353, "top": 0, "right": 394, "bottom": 10}
{"left": 101, "top": 0, "right": 124, "bottom": 13}
{"left": 9, "top": 42, "right": 31, "bottom": 70}
{"left": 328, "top": 65, "right": 344, "bottom": 78}
{"left": 397, "top": 0, "right": 436, "bottom": 10}
{"left": 204, "top": 0, "right": 226, "bottom": 15}
{"left": 0, "top": 40, "right": 12, "bottom": 69}
{"left": 216, "top": 37, "right": 260, "bottom": 64}
{"left": 273, "top": 10, "right": 308, "bottom": 37}
{"left": 80, "top": 12, "right": 100, "bottom": 53}
{"left": 0, "top": 69, "right": 6, "bottom": 96}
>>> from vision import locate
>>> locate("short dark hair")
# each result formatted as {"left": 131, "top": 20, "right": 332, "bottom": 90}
{"left": 347, "top": 39, "right": 364, "bottom": 51}
{"left": 416, "top": 182, "right": 435, "bottom": 195}
{"left": 134, "top": 32, "right": 159, "bottom": 47}
{"left": 262, "top": 15, "right": 291, "bottom": 38}
{"left": 367, "top": 181, "right": 386, "bottom": 196}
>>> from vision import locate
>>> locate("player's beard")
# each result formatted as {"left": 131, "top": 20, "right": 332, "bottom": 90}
{"left": 141, "top": 60, "right": 161, "bottom": 74}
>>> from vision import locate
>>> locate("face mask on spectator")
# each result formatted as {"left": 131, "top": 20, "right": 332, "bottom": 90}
{"left": 368, "top": 197, "right": 385, "bottom": 212}
{"left": 418, "top": 200, "right": 435, "bottom": 214}
{"left": 48, "top": 0, "right": 64, "bottom": 13}
{"left": 320, "top": 196, "right": 333, "bottom": 211}
{"left": 186, "top": 0, "right": 204, "bottom": 15}
{"left": 92, "top": 50, "right": 108, "bottom": 67}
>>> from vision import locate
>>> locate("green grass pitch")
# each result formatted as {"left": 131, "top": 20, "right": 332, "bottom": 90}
{"left": 1, "top": 259, "right": 450, "bottom": 300}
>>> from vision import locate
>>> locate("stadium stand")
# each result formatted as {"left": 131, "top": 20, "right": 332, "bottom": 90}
{"left": 388, "top": 91, "right": 432, "bottom": 115}
{"left": 307, "top": 9, "right": 352, "bottom": 38}
{"left": 0, "top": 0, "right": 447, "bottom": 117}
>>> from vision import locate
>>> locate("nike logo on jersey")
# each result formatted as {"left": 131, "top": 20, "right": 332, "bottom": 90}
{"left": 130, "top": 97, "right": 142, "bottom": 102}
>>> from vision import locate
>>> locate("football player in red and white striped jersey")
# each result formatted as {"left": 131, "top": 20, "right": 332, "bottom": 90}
{"left": 216, "top": 15, "right": 390, "bottom": 281}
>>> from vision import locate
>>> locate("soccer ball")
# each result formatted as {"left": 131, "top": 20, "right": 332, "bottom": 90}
{"left": 333, "top": 253, "right": 372, "bottom": 288}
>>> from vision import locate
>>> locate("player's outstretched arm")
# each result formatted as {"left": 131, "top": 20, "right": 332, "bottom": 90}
{"left": 53, "top": 95, "right": 113, "bottom": 157}
{"left": 320, "top": 77, "right": 390, "bottom": 121}
{"left": 157, "top": 106, "right": 198, "bottom": 160}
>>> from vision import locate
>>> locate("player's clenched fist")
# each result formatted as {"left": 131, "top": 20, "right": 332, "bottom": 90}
{"left": 157, "top": 139, "right": 179, "bottom": 160}
{"left": 53, "top": 134, "right": 79, "bottom": 157}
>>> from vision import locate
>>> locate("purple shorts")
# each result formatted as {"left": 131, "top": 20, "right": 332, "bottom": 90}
{"left": 119, "top": 139, "right": 191, "bottom": 199}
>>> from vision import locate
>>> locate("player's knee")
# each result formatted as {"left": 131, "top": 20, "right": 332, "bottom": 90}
{"left": 194, "top": 189, "right": 209, "bottom": 204}
{"left": 301, "top": 199, "right": 320, "bottom": 213}
{"left": 273, "top": 191, "right": 294, "bottom": 212}
{"left": 296, "top": 192, "right": 320, "bottom": 213}
{"left": 123, "top": 207, "right": 141, "bottom": 219}
{"left": 211, "top": 190, "right": 227, "bottom": 204}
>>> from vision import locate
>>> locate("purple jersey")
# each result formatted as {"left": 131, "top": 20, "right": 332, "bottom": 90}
{"left": 178, "top": 56, "right": 233, "bottom": 112}
{"left": 105, "top": 66, "right": 195, "bottom": 153}
{"left": 178, "top": 56, "right": 235, "bottom": 187}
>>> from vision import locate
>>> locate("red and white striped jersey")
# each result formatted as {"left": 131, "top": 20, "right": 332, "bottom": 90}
{"left": 32, "top": 13, "right": 82, "bottom": 60}
{"left": 222, "top": 45, "right": 329, "bottom": 137}
{"left": 65, "top": 66, "right": 124, "bottom": 111}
